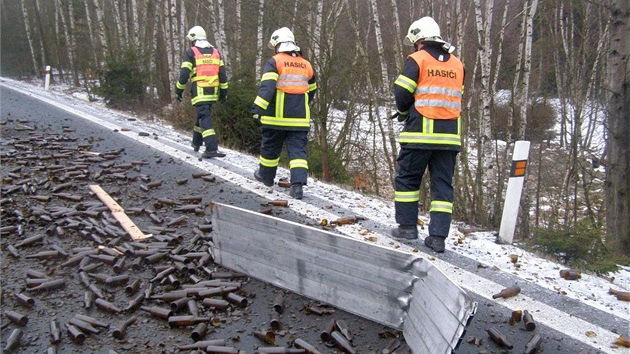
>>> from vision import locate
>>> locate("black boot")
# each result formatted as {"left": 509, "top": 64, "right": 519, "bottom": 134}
{"left": 391, "top": 225, "right": 418, "bottom": 239}
{"left": 254, "top": 170, "right": 273, "bottom": 187}
{"left": 290, "top": 183, "right": 303, "bottom": 200}
{"left": 202, "top": 150, "right": 225, "bottom": 158}
{"left": 424, "top": 236, "right": 446, "bottom": 253}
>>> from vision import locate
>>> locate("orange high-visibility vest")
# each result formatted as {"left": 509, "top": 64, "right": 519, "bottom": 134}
{"left": 191, "top": 47, "right": 220, "bottom": 88}
{"left": 273, "top": 54, "right": 313, "bottom": 94}
{"left": 409, "top": 50, "right": 464, "bottom": 119}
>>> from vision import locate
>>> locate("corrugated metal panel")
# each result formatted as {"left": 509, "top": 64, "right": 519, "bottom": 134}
{"left": 211, "top": 203, "right": 475, "bottom": 353}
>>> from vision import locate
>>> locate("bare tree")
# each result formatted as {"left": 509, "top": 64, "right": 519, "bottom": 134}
{"left": 20, "top": 0, "right": 40, "bottom": 76}
{"left": 472, "top": 0, "right": 496, "bottom": 225}
{"left": 605, "top": 0, "right": 630, "bottom": 255}
{"left": 255, "top": 0, "right": 264, "bottom": 79}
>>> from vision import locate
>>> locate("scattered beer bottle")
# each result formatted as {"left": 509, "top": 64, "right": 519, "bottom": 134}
{"left": 293, "top": 338, "right": 322, "bottom": 354}
{"left": 4, "top": 328, "right": 23, "bottom": 351}
{"left": 492, "top": 285, "right": 521, "bottom": 299}
{"left": 273, "top": 294, "right": 285, "bottom": 313}
{"left": 50, "top": 320, "right": 61, "bottom": 343}
{"left": 331, "top": 331, "right": 356, "bottom": 354}
{"left": 486, "top": 326, "right": 513, "bottom": 349}
{"left": 191, "top": 322, "right": 208, "bottom": 341}
{"left": 26, "top": 279, "right": 65, "bottom": 292}
{"left": 264, "top": 200, "right": 289, "bottom": 207}
{"left": 68, "top": 317, "right": 100, "bottom": 334}
{"left": 335, "top": 320, "right": 352, "bottom": 342}
{"left": 559, "top": 269, "right": 581, "bottom": 280}
{"left": 320, "top": 319, "right": 336, "bottom": 342}
{"left": 95, "top": 298, "right": 121, "bottom": 313}
{"left": 112, "top": 316, "right": 137, "bottom": 339}
{"left": 139, "top": 306, "right": 172, "bottom": 320}
{"left": 524, "top": 333, "right": 542, "bottom": 354}
{"left": 65, "top": 323, "right": 86, "bottom": 344}
{"left": 508, "top": 309, "right": 522, "bottom": 325}
{"left": 523, "top": 310, "right": 537, "bottom": 331}
{"left": 15, "top": 293, "right": 35, "bottom": 307}
{"left": 252, "top": 330, "right": 276, "bottom": 345}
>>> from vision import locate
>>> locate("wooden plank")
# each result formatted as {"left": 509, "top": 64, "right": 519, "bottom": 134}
{"left": 88, "top": 184, "right": 150, "bottom": 241}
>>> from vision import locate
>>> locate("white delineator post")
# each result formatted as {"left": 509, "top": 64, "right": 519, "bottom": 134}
{"left": 44, "top": 66, "right": 51, "bottom": 91}
{"left": 499, "top": 140, "right": 531, "bottom": 244}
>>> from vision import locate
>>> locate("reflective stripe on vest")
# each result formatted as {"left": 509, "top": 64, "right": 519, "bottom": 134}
{"left": 399, "top": 116, "right": 461, "bottom": 146}
{"left": 191, "top": 47, "right": 220, "bottom": 88}
{"left": 273, "top": 53, "right": 313, "bottom": 94}
{"left": 409, "top": 50, "right": 463, "bottom": 119}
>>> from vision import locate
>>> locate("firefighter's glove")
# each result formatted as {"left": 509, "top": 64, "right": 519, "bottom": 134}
{"left": 251, "top": 105, "right": 264, "bottom": 125}
{"left": 397, "top": 112, "right": 408, "bottom": 122}
{"left": 219, "top": 91, "right": 227, "bottom": 104}
{"left": 175, "top": 89, "right": 183, "bottom": 102}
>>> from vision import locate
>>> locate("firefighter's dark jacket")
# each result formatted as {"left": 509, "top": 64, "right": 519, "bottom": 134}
{"left": 394, "top": 44, "right": 464, "bottom": 152}
{"left": 253, "top": 52, "right": 317, "bottom": 131}
{"left": 177, "top": 45, "right": 229, "bottom": 105}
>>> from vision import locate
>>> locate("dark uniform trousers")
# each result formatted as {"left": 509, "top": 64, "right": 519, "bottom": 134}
{"left": 394, "top": 148, "right": 458, "bottom": 237}
{"left": 258, "top": 129, "right": 308, "bottom": 185}
{"left": 192, "top": 103, "right": 218, "bottom": 152}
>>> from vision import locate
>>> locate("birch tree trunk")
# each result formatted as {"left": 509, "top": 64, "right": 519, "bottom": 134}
{"left": 368, "top": 0, "right": 396, "bottom": 182}
{"left": 255, "top": 0, "right": 264, "bottom": 80}
{"left": 20, "top": 0, "right": 40, "bottom": 77}
{"left": 82, "top": 0, "right": 99, "bottom": 66}
{"left": 67, "top": 0, "right": 79, "bottom": 86}
{"left": 92, "top": 0, "right": 109, "bottom": 58}
{"left": 216, "top": 0, "right": 230, "bottom": 76}
{"left": 605, "top": 0, "right": 630, "bottom": 255}
{"left": 32, "top": 0, "right": 48, "bottom": 75}
{"left": 388, "top": 0, "right": 403, "bottom": 72}
{"left": 234, "top": 0, "right": 242, "bottom": 73}
{"left": 112, "top": 0, "right": 125, "bottom": 49}
{"left": 472, "top": 0, "right": 495, "bottom": 225}
{"left": 516, "top": 0, "right": 538, "bottom": 140}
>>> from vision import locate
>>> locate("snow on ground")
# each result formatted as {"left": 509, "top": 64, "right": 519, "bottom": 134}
{"left": 2, "top": 78, "right": 628, "bottom": 323}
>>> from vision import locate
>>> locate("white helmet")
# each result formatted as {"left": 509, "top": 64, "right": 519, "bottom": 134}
{"left": 404, "top": 17, "right": 444, "bottom": 46}
{"left": 187, "top": 26, "right": 206, "bottom": 42}
{"left": 268, "top": 27, "right": 296, "bottom": 49}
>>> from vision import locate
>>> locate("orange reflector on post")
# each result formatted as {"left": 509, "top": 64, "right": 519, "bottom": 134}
{"left": 510, "top": 160, "right": 527, "bottom": 177}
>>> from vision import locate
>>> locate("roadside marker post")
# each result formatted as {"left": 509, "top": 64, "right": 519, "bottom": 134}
{"left": 499, "top": 140, "right": 531, "bottom": 244}
{"left": 44, "top": 66, "right": 51, "bottom": 91}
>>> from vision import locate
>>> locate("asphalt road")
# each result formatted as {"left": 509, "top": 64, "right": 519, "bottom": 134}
{"left": 1, "top": 83, "right": 625, "bottom": 354}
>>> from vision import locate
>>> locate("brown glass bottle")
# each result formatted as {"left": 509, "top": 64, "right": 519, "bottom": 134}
{"left": 331, "top": 331, "right": 356, "bottom": 354}
{"left": 191, "top": 322, "right": 208, "bottom": 341}
{"left": 336, "top": 320, "right": 352, "bottom": 341}
{"left": 26, "top": 279, "right": 65, "bottom": 292}
{"left": 94, "top": 298, "right": 121, "bottom": 313}
{"left": 293, "top": 338, "right": 322, "bottom": 354}
{"left": 524, "top": 333, "right": 542, "bottom": 354}
{"left": 50, "top": 320, "right": 61, "bottom": 343}
{"left": 68, "top": 317, "right": 100, "bottom": 334}
{"left": 112, "top": 316, "right": 137, "bottom": 339}
{"left": 139, "top": 306, "right": 173, "bottom": 320}
{"left": 273, "top": 294, "right": 285, "bottom": 313}
{"left": 492, "top": 285, "right": 521, "bottom": 299}
{"left": 168, "top": 315, "right": 211, "bottom": 327}
{"left": 486, "top": 326, "right": 513, "bottom": 349}
{"left": 523, "top": 310, "right": 536, "bottom": 331}
{"left": 252, "top": 330, "right": 276, "bottom": 345}
{"left": 4, "top": 328, "right": 23, "bottom": 351}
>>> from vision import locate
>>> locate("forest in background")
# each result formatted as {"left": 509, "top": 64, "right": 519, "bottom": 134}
{"left": 1, "top": 0, "right": 628, "bottom": 262}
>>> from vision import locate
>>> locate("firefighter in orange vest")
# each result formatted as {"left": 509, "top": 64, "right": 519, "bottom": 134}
{"left": 251, "top": 27, "right": 317, "bottom": 199}
{"left": 391, "top": 17, "right": 465, "bottom": 253}
{"left": 176, "top": 26, "right": 229, "bottom": 159}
